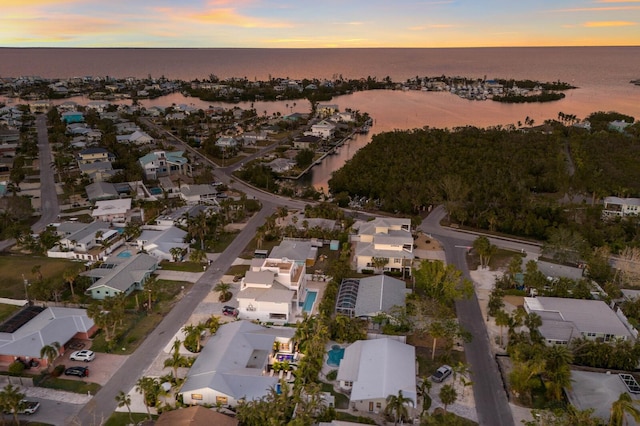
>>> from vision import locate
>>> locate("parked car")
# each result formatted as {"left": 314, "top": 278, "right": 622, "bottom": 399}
{"left": 430, "top": 365, "right": 452, "bottom": 383}
{"left": 69, "top": 350, "right": 95, "bottom": 362}
{"left": 222, "top": 306, "right": 238, "bottom": 317}
{"left": 4, "top": 400, "right": 40, "bottom": 415}
{"left": 64, "top": 366, "right": 89, "bottom": 377}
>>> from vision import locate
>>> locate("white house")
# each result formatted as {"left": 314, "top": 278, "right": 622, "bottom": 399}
{"left": 47, "top": 220, "right": 120, "bottom": 261}
{"left": 116, "top": 130, "right": 154, "bottom": 145}
{"left": 305, "top": 120, "right": 336, "bottom": 139}
{"left": 91, "top": 198, "right": 133, "bottom": 224}
{"left": 135, "top": 226, "right": 188, "bottom": 262}
{"left": 351, "top": 217, "right": 414, "bottom": 275}
{"left": 215, "top": 136, "right": 239, "bottom": 149}
{"left": 236, "top": 257, "right": 308, "bottom": 324}
{"left": 337, "top": 338, "right": 417, "bottom": 415}
{"left": 139, "top": 151, "right": 191, "bottom": 180}
{"left": 602, "top": 197, "right": 640, "bottom": 219}
{"left": 179, "top": 321, "right": 296, "bottom": 407}
{"left": 179, "top": 184, "right": 218, "bottom": 205}
{"left": 523, "top": 297, "right": 635, "bottom": 345}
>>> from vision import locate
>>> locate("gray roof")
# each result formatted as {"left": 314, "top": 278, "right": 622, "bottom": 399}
{"left": 179, "top": 321, "right": 294, "bottom": 401}
{"left": 337, "top": 338, "right": 416, "bottom": 403}
{"left": 354, "top": 275, "right": 410, "bottom": 318}
{"left": 536, "top": 261, "right": 584, "bottom": 281}
{"left": 524, "top": 297, "right": 633, "bottom": 340}
{"left": 79, "top": 161, "right": 113, "bottom": 174}
{"left": 0, "top": 307, "right": 94, "bottom": 358}
{"left": 86, "top": 253, "right": 158, "bottom": 293}
{"left": 270, "top": 240, "right": 316, "bottom": 263}
{"left": 60, "top": 220, "right": 111, "bottom": 244}
{"left": 86, "top": 181, "right": 119, "bottom": 201}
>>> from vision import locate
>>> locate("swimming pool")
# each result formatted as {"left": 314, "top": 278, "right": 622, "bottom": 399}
{"left": 302, "top": 291, "right": 318, "bottom": 313}
{"left": 276, "top": 353, "right": 295, "bottom": 362}
{"left": 327, "top": 345, "right": 345, "bottom": 367}
{"left": 117, "top": 250, "right": 132, "bottom": 258}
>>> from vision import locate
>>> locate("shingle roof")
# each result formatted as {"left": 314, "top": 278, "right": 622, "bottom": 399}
{"left": 87, "top": 253, "right": 157, "bottom": 293}
{"left": 0, "top": 307, "right": 95, "bottom": 358}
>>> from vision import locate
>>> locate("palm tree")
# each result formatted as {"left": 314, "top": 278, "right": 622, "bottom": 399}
{"left": 182, "top": 323, "right": 205, "bottom": 353}
{"left": 31, "top": 264, "right": 42, "bottom": 282}
{"left": 169, "top": 247, "right": 183, "bottom": 262}
{"left": 135, "top": 376, "right": 159, "bottom": 420}
{"left": 40, "top": 341, "right": 61, "bottom": 372}
{"left": 163, "top": 339, "right": 188, "bottom": 378}
{"left": 189, "top": 248, "right": 206, "bottom": 264}
{"left": 609, "top": 392, "right": 640, "bottom": 426}
{"left": 495, "top": 310, "right": 511, "bottom": 347}
{"left": 214, "top": 282, "right": 232, "bottom": 302}
{"left": 416, "top": 377, "right": 432, "bottom": 413}
{"left": 0, "top": 383, "right": 26, "bottom": 425}
{"left": 115, "top": 390, "right": 134, "bottom": 425}
{"left": 610, "top": 392, "right": 640, "bottom": 426}
{"left": 62, "top": 268, "right": 77, "bottom": 300}
{"left": 384, "top": 390, "right": 414, "bottom": 425}
{"left": 439, "top": 384, "right": 457, "bottom": 414}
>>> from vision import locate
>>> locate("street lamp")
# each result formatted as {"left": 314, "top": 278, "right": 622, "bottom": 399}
{"left": 22, "top": 274, "right": 29, "bottom": 303}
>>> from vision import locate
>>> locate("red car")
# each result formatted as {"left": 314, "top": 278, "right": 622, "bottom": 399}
{"left": 222, "top": 306, "right": 238, "bottom": 317}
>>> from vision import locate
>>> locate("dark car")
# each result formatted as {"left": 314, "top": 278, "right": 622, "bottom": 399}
{"left": 430, "top": 365, "right": 452, "bottom": 383}
{"left": 64, "top": 366, "right": 89, "bottom": 378}
{"left": 222, "top": 306, "right": 238, "bottom": 317}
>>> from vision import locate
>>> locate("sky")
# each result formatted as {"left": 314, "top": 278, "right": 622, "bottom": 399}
{"left": 1, "top": 0, "right": 639, "bottom": 48}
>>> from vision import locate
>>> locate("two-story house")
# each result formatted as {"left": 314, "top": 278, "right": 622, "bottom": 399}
{"left": 77, "top": 147, "right": 115, "bottom": 165}
{"left": 139, "top": 151, "right": 191, "bottom": 180}
{"left": 602, "top": 196, "right": 640, "bottom": 219}
{"left": 236, "top": 257, "right": 308, "bottom": 324}
{"left": 351, "top": 217, "right": 414, "bottom": 276}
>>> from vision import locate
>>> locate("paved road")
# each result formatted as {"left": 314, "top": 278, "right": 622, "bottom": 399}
{"left": 420, "top": 206, "right": 543, "bottom": 426}
{"left": 0, "top": 114, "right": 59, "bottom": 252}
{"left": 71, "top": 203, "right": 276, "bottom": 425}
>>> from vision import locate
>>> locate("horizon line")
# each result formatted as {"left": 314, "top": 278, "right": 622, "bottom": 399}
{"left": 1, "top": 45, "right": 639, "bottom": 50}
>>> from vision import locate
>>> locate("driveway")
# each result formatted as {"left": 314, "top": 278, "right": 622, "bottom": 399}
{"left": 59, "top": 349, "right": 128, "bottom": 386}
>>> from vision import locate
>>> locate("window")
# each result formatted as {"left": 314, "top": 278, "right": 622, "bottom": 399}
{"left": 191, "top": 394, "right": 203, "bottom": 400}
{"left": 216, "top": 396, "right": 228, "bottom": 405}
{"left": 376, "top": 402, "right": 382, "bottom": 409}
{"left": 394, "top": 258, "right": 401, "bottom": 264}
{"left": 369, "top": 402, "right": 374, "bottom": 411}
{"left": 343, "top": 381, "right": 353, "bottom": 387}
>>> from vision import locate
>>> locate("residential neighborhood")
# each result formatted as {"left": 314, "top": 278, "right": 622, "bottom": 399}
{"left": 0, "top": 72, "right": 639, "bottom": 426}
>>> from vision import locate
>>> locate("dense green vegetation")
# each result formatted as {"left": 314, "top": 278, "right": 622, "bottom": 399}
{"left": 493, "top": 92, "right": 565, "bottom": 103}
{"left": 329, "top": 113, "right": 640, "bottom": 249}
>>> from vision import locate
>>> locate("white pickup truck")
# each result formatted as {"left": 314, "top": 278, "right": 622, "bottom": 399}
{"left": 6, "top": 400, "right": 41, "bottom": 415}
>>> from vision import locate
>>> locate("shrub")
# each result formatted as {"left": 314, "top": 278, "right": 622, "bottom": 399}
{"left": 52, "top": 364, "right": 65, "bottom": 377}
{"left": 8, "top": 361, "right": 25, "bottom": 375}
{"left": 361, "top": 269, "right": 374, "bottom": 274}
{"left": 326, "top": 370, "right": 338, "bottom": 381}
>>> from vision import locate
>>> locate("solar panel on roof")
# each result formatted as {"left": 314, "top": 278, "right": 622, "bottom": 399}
{"left": 619, "top": 373, "right": 640, "bottom": 394}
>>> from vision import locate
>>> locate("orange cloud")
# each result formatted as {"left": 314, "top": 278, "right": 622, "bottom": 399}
{"left": 583, "top": 20, "right": 638, "bottom": 26}
{"left": 554, "top": 5, "right": 640, "bottom": 11}
{"left": 155, "top": 6, "right": 291, "bottom": 29}
{"left": 595, "top": 0, "right": 640, "bottom": 3}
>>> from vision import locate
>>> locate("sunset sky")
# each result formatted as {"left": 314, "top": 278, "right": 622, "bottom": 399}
{"left": 1, "top": 0, "right": 639, "bottom": 48}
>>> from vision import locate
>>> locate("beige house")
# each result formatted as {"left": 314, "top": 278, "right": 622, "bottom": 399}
{"left": 351, "top": 217, "right": 414, "bottom": 275}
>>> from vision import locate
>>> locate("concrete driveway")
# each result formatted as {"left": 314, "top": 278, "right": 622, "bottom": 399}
{"left": 59, "top": 350, "right": 128, "bottom": 386}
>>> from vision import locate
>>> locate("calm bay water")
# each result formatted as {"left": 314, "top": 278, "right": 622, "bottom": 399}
{"left": 2, "top": 47, "right": 639, "bottom": 189}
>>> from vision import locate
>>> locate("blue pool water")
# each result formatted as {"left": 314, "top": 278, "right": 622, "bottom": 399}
{"left": 277, "top": 353, "right": 295, "bottom": 362}
{"left": 150, "top": 187, "right": 163, "bottom": 195}
{"left": 302, "top": 291, "right": 318, "bottom": 313}
{"left": 327, "top": 345, "right": 345, "bottom": 367}
{"left": 117, "top": 250, "right": 132, "bottom": 258}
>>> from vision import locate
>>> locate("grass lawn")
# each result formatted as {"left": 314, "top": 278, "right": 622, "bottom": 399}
{"left": 334, "top": 411, "right": 376, "bottom": 424}
{"left": 0, "top": 255, "right": 85, "bottom": 299}
{"left": 35, "top": 375, "right": 101, "bottom": 394}
{"left": 226, "top": 264, "right": 250, "bottom": 276}
{"left": 209, "top": 231, "right": 239, "bottom": 254}
{"left": 104, "top": 412, "right": 157, "bottom": 426}
{"left": 424, "top": 410, "right": 479, "bottom": 425}
{"left": 91, "top": 280, "right": 192, "bottom": 354}
{"left": 159, "top": 260, "right": 205, "bottom": 273}
{"left": 0, "top": 304, "right": 22, "bottom": 323}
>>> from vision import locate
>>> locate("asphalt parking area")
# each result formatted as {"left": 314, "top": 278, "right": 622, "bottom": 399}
{"left": 60, "top": 351, "right": 128, "bottom": 386}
